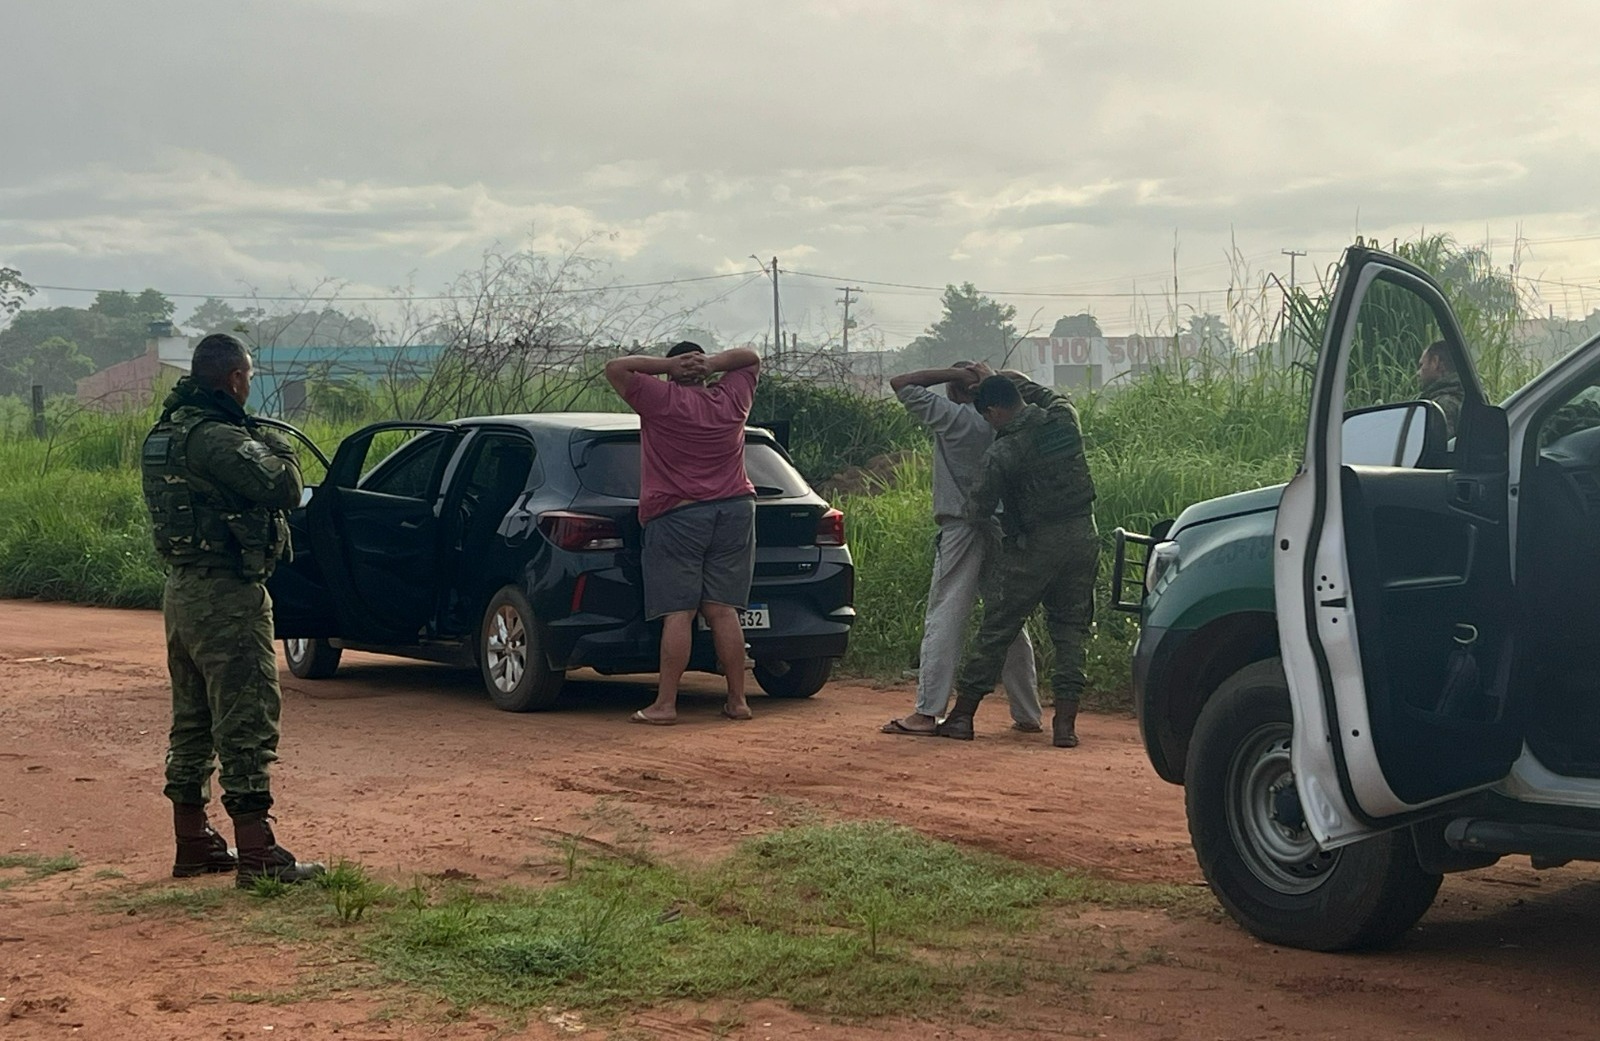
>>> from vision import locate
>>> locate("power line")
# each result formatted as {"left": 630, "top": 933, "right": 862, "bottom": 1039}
{"left": 26, "top": 269, "right": 764, "bottom": 303}
{"left": 784, "top": 268, "right": 1243, "bottom": 299}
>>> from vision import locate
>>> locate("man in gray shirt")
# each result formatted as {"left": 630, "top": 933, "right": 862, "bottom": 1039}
{"left": 879, "top": 362, "right": 1041, "bottom": 736}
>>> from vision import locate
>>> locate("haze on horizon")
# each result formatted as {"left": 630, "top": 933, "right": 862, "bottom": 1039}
{"left": 4, "top": 0, "right": 1600, "bottom": 346}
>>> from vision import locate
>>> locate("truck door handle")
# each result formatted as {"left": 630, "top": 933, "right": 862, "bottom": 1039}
{"left": 1320, "top": 597, "right": 1347, "bottom": 608}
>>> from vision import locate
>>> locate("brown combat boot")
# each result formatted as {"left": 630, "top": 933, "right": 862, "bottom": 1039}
{"left": 232, "top": 812, "right": 326, "bottom": 889}
{"left": 172, "top": 803, "right": 237, "bottom": 878}
{"left": 936, "top": 694, "right": 984, "bottom": 741}
{"left": 1052, "top": 701, "right": 1080, "bottom": 748}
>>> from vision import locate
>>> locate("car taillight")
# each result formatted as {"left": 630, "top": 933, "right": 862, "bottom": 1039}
{"left": 539, "top": 511, "right": 624, "bottom": 551}
{"left": 815, "top": 508, "right": 845, "bottom": 546}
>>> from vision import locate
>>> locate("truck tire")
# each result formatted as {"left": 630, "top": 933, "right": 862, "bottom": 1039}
{"left": 1186, "top": 658, "right": 1442, "bottom": 951}
{"left": 283, "top": 638, "right": 341, "bottom": 680}
{"left": 479, "top": 586, "right": 564, "bottom": 712}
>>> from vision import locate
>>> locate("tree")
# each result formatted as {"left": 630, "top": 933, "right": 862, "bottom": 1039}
{"left": 186, "top": 297, "right": 262, "bottom": 335}
{"left": 904, "top": 283, "right": 1018, "bottom": 369}
{"left": 1050, "top": 312, "right": 1103, "bottom": 338}
{"left": 24, "top": 336, "right": 94, "bottom": 396}
{"left": 1, "top": 266, "right": 34, "bottom": 321}
{"left": 1184, "top": 313, "right": 1233, "bottom": 351}
{"left": 254, "top": 307, "right": 378, "bottom": 349}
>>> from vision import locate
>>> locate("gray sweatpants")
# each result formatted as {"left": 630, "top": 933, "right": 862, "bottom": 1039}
{"left": 914, "top": 519, "right": 1041, "bottom": 726}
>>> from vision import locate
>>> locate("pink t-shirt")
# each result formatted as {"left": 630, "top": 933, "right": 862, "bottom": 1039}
{"left": 621, "top": 366, "right": 758, "bottom": 522}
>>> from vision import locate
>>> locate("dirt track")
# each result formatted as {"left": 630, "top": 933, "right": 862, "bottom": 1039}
{"left": 3, "top": 601, "right": 1600, "bottom": 1040}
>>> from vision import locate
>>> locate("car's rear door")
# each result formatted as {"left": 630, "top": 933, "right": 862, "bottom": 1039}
{"left": 310, "top": 421, "right": 462, "bottom": 644}
{"left": 1275, "top": 246, "right": 1523, "bottom": 847}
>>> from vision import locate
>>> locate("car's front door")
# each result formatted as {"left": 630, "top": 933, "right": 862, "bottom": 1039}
{"left": 1275, "top": 246, "right": 1523, "bottom": 847}
{"left": 310, "top": 421, "right": 461, "bottom": 644}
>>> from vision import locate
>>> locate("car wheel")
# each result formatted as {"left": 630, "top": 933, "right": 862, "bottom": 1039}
{"left": 479, "top": 586, "right": 564, "bottom": 712}
{"left": 283, "top": 638, "right": 341, "bottom": 680}
{"left": 1186, "top": 658, "right": 1442, "bottom": 951}
{"left": 753, "top": 657, "right": 832, "bottom": 698}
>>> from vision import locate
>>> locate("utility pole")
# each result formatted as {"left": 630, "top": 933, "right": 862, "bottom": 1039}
{"left": 1281, "top": 249, "right": 1306, "bottom": 292}
{"left": 751, "top": 255, "right": 781, "bottom": 362}
{"left": 837, "top": 286, "right": 861, "bottom": 354}
{"left": 770, "top": 257, "right": 781, "bottom": 363}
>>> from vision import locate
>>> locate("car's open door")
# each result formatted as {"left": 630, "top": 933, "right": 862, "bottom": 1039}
{"left": 309, "top": 421, "right": 462, "bottom": 645}
{"left": 1275, "top": 246, "right": 1524, "bottom": 848}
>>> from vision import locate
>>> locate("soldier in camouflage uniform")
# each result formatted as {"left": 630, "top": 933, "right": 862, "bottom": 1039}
{"left": 140, "top": 333, "right": 323, "bottom": 887}
{"left": 937, "top": 370, "right": 1098, "bottom": 748}
{"left": 1417, "top": 340, "right": 1465, "bottom": 439}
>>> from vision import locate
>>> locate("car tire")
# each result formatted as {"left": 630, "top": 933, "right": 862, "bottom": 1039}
{"left": 479, "top": 586, "right": 565, "bottom": 712}
{"left": 1186, "top": 658, "right": 1442, "bottom": 952}
{"left": 753, "top": 657, "right": 832, "bottom": 699}
{"left": 283, "top": 638, "right": 341, "bottom": 680}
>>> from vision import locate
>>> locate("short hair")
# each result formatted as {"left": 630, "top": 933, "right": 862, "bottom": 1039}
{"left": 191, "top": 333, "right": 250, "bottom": 391}
{"left": 1423, "top": 340, "right": 1456, "bottom": 374}
{"left": 974, "top": 374, "right": 1022, "bottom": 412}
{"left": 666, "top": 340, "right": 705, "bottom": 358}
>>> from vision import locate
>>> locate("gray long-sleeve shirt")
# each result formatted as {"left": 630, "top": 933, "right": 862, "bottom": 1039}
{"left": 896, "top": 383, "right": 995, "bottom": 524}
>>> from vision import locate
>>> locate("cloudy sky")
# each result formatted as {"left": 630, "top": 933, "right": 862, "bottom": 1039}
{"left": 5, "top": 0, "right": 1600, "bottom": 347}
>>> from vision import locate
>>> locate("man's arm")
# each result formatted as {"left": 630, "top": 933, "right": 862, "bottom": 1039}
{"left": 964, "top": 441, "right": 1009, "bottom": 527}
{"left": 190, "top": 424, "right": 303, "bottom": 511}
{"left": 888, "top": 367, "right": 978, "bottom": 393}
{"left": 604, "top": 353, "right": 702, "bottom": 396}
{"left": 704, "top": 347, "right": 760, "bottom": 374}
{"left": 996, "top": 368, "right": 1065, "bottom": 410}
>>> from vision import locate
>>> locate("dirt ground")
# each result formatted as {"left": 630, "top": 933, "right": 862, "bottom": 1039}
{"left": 4, "top": 602, "right": 1600, "bottom": 1040}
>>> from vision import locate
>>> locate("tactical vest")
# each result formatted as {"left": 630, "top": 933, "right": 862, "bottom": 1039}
{"left": 141, "top": 409, "right": 289, "bottom": 580}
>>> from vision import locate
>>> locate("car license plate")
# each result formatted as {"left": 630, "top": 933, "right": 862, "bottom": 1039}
{"left": 700, "top": 604, "right": 770, "bottom": 630}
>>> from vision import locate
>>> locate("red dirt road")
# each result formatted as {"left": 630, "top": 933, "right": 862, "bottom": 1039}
{"left": 3, "top": 601, "right": 1599, "bottom": 1040}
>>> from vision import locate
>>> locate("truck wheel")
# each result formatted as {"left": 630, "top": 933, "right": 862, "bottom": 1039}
{"left": 753, "top": 657, "right": 831, "bottom": 698}
{"left": 1186, "top": 658, "right": 1442, "bottom": 951}
{"left": 283, "top": 638, "right": 341, "bottom": 680}
{"left": 479, "top": 587, "right": 564, "bottom": 712}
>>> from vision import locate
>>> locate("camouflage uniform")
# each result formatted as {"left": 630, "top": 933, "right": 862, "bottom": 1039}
{"left": 141, "top": 377, "right": 301, "bottom": 818}
{"left": 1419, "top": 373, "right": 1465, "bottom": 439}
{"left": 945, "top": 374, "right": 1098, "bottom": 743}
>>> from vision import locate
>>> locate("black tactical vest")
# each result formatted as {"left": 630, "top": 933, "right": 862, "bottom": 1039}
{"left": 141, "top": 408, "right": 289, "bottom": 580}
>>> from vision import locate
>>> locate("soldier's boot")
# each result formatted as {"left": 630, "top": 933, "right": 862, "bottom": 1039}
{"left": 1052, "top": 701, "right": 1080, "bottom": 749}
{"left": 232, "top": 812, "right": 326, "bottom": 889}
{"left": 936, "top": 694, "right": 985, "bottom": 741}
{"left": 172, "top": 803, "right": 237, "bottom": 878}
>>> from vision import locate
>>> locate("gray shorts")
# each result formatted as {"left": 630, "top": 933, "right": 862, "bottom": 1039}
{"left": 642, "top": 497, "right": 756, "bottom": 620}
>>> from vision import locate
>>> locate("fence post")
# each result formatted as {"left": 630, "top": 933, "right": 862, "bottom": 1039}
{"left": 31, "top": 384, "right": 45, "bottom": 439}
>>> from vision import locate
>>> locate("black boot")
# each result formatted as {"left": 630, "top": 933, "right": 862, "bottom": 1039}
{"left": 233, "top": 812, "right": 325, "bottom": 889}
{"left": 172, "top": 803, "right": 237, "bottom": 878}
{"left": 1052, "top": 701, "right": 1079, "bottom": 748}
{"left": 937, "top": 694, "right": 984, "bottom": 741}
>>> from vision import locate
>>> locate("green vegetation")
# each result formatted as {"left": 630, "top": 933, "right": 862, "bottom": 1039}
{"left": 105, "top": 822, "right": 1196, "bottom": 1020}
{"left": 0, "top": 233, "right": 1562, "bottom": 707}
{"left": 0, "top": 851, "right": 81, "bottom": 889}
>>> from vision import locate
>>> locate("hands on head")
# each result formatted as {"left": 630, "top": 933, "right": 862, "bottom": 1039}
{"left": 668, "top": 352, "right": 711, "bottom": 383}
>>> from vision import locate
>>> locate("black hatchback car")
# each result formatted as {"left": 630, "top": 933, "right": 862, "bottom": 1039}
{"left": 266, "top": 413, "right": 855, "bottom": 710}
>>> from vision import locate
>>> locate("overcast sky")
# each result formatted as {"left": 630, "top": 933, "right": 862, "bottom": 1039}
{"left": 4, "top": 0, "right": 1600, "bottom": 346}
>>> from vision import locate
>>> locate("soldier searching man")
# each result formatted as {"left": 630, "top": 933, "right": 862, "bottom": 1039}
{"left": 140, "top": 333, "right": 324, "bottom": 887}
{"left": 936, "top": 366, "right": 1099, "bottom": 747}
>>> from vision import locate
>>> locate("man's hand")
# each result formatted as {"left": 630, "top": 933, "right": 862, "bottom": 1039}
{"left": 667, "top": 352, "right": 709, "bottom": 383}
{"left": 972, "top": 361, "right": 996, "bottom": 381}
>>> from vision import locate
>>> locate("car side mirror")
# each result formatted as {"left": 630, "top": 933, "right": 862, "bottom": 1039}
{"left": 1341, "top": 401, "right": 1448, "bottom": 468}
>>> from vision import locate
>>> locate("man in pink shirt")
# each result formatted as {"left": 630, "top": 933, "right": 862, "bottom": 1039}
{"left": 605, "top": 341, "right": 762, "bottom": 724}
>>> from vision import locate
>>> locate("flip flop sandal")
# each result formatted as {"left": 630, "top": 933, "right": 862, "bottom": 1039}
{"left": 721, "top": 704, "right": 754, "bottom": 721}
{"left": 880, "top": 718, "right": 937, "bottom": 736}
{"left": 630, "top": 710, "right": 676, "bottom": 726}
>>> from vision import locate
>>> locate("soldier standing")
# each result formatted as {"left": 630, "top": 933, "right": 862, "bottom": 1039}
{"left": 1417, "top": 340, "right": 1465, "bottom": 439}
{"left": 938, "top": 369, "right": 1098, "bottom": 747}
{"left": 140, "top": 333, "right": 324, "bottom": 887}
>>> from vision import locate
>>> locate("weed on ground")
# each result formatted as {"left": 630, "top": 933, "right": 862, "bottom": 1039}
{"left": 99, "top": 821, "right": 1198, "bottom": 1024}
{"left": 0, "top": 851, "right": 80, "bottom": 890}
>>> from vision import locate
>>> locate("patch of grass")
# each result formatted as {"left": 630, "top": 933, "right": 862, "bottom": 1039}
{"left": 87, "top": 823, "right": 1194, "bottom": 1022}
{"left": 0, "top": 851, "right": 81, "bottom": 889}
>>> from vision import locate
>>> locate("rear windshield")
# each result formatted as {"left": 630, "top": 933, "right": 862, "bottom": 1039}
{"left": 577, "top": 437, "right": 811, "bottom": 499}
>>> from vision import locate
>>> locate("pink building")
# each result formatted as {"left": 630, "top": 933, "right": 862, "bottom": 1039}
{"left": 75, "top": 329, "right": 193, "bottom": 411}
